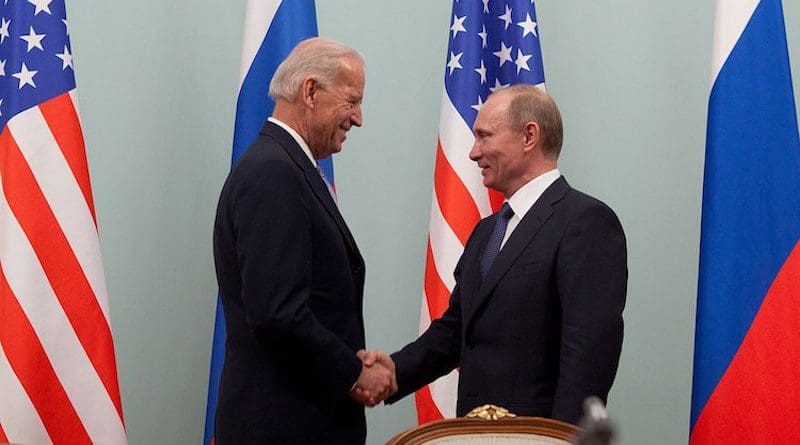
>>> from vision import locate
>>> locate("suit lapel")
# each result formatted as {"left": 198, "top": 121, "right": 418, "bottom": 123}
{"left": 459, "top": 218, "right": 492, "bottom": 317}
{"left": 260, "top": 122, "right": 364, "bottom": 265}
{"left": 464, "top": 177, "right": 570, "bottom": 328}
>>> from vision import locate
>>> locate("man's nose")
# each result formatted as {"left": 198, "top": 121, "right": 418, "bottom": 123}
{"left": 469, "top": 142, "right": 480, "bottom": 161}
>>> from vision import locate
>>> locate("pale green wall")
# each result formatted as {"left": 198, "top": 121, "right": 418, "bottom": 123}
{"left": 65, "top": 1, "right": 800, "bottom": 444}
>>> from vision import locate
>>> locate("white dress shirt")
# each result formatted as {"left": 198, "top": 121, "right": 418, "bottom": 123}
{"left": 500, "top": 169, "right": 561, "bottom": 249}
{"left": 268, "top": 117, "right": 316, "bottom": 167}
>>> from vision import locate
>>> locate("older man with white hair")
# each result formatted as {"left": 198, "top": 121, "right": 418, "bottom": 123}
{"left": 212, "top": 37, "right": 392, "bottom": 444}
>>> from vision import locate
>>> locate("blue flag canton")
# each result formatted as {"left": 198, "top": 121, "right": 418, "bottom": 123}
{"left": 0, "top": 0, "right": 75, "bottom": 128}
{"left": 445, "top": 0, "right": 545, "bottom": 129}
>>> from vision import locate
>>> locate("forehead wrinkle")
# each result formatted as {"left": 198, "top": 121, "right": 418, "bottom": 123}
{"left": 483, "top": 106, "right": 507, "bottom": 131}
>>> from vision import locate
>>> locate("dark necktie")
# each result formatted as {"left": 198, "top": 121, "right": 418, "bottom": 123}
{"left": 317, "top": 166, "right": 337, "bottom": 203}
{"left": 480, "top": 202, "right": 514, "bottom": 279}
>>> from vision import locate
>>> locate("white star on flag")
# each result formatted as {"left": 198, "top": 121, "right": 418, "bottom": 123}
{"left": 482, "top": 0, "right": 489, "bottom": 14}
{"left": 20, "top": 26, "right": 45, "bottom": 52}
{"left": 478, "top": 24, "right": 487, "bottom": 48}
{"left": 447, "top": 51, "right": 463, "bottom": 75}
{"left": 498, "top": 5, "right": 513, "bottom": 30}
{"left": 515, "top": 49, "right": 532, "bottom": 74}
{"left": 27, "top": 0, "right": 53, "bottom": 15}
{"left": 12, "top": 62, "right": 37, "bottom": 89}
{"left": 0, "top": 17, "right": 10, "bottom": 43}
{"left": 493, "top": 41, "right": 513, "bottom": 67}
{"left": 470, "top": 95, "right": 484, "bottom": 112}
{"left": 0, "top": 58, "right": 5, "bottom": 76}
{"left": 56, "top": 45, "right": 73, "bottom": 70}
{"left": 474, "top": 59, "right": 487, "bottom": 84}
{"left": 489, "top": 78, "right": 510, "bottom": 93}
{"left": 451, "top": 14, "right": 467, "bottom": 38}
{"left": 517, "top": 13, "right": 538, "bottom": 38}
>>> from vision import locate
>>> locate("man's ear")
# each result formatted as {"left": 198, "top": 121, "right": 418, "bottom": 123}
{"left": 522, "top": 121, "right": 541, "bottom": 152}
{"left": 301, "top": 77, "right": 318, "bottom": 108}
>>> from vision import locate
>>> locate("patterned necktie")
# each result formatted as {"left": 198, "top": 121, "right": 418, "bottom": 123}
{"left": 317, "top": 166, "right": 337, "bottom": 203}
{"left": 480, "top": 202, "right": 514, "bottom": 279}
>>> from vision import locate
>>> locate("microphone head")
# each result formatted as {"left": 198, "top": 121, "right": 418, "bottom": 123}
{"left": 574, "top": 396, "right": 616, "bottom": 445}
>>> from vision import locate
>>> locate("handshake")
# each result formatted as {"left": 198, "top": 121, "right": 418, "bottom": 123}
{"left": 349, "top": 349, "right": 397, "bottom": 407}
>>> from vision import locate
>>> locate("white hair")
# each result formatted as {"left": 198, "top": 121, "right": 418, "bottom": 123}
{"left": 268, "top": 37, "right": 365, "bottom": 101}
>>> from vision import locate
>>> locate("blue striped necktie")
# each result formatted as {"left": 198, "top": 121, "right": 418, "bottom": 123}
{"left": 317, "top": 166, "right": 337, "bottom": 203}
{"left": 480, "top": 202, "right": 514, "bottom": 279}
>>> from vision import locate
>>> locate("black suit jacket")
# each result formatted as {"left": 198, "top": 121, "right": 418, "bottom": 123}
{"left": 213, "top": 121, "right": 367, "bottom": 444}
{"left": 388, "top": 177, "right": 627, "bottom": 424}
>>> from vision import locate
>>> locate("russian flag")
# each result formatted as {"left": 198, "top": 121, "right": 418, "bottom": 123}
{"left": 690, "top": 0, "right": 800, "bottom": 443}
{"left": 202, "top": 2, "right": 326, "bottom": 444}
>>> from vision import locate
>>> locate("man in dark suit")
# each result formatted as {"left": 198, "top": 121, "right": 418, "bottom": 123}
{"left": 213, "top": 38, "right": 393, "bottom": 444}
{"left": 365, "top": 84, "right": 627, "bottom": 424}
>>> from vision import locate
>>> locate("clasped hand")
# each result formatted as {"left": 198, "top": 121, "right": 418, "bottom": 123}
{"left": 349, "top": 349, "right": 397, "bottom": 407}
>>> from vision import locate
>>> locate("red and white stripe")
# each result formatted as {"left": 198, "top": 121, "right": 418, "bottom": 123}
{"left": 417, "top": 78, "right": 546, "bottom": 423}
{"left": 415, "top": 90, "right": 502, "bottom": 424}
{"left": 0, "top": 91, "right": 127, "bottom": 444}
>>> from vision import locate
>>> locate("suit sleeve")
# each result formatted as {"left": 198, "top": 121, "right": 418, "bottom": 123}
{"left": 385, "top": 221, "right": 487, "bottom": 404}
{"left": 553, "top": 202, "right": 627, "bottom": 423}
{"left": 233, "top": 163, "right": 361, "bottom": 399}
{"left": 386, "top": 282, "right": 463, "bottom": 403}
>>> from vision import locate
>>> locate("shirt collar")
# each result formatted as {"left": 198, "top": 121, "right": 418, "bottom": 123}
{"left": 505, "top": 169, "right": 561, "bottom": 220}
{"left": 268, "top": 117, "right": 316, "bottom": 167}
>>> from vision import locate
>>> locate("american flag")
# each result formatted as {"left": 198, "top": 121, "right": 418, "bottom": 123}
{"left": 417, "top": 0, "right": 546, "bottom": 424}
{"left": 0, "top": 1, "right": 127, "bottom": 444}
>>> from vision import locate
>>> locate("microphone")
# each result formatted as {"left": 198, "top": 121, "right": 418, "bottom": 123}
{"left": 574, "top": 396, "right": 616, "bottom": 445}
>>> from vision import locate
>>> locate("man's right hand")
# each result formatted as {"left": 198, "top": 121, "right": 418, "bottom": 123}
{"left": 350, "top": 349, "right": 398, "bottom": 406}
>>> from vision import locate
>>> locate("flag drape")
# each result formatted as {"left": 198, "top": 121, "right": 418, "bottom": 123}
{"left": 203, "top": 1, "right": 323, "bottom": 444}
{"left": 417, "top": 0, "right": 545, "bottom": 424}
{"left": 0, "top": 1, "right": 127, "bottom": 444}
{"left": 690, "top": 0, "right": 800, "bottom": 442}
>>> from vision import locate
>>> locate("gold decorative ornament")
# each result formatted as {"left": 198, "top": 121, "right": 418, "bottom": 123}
{"left": 465, "top": 404, "right": 517, "bottom": 420}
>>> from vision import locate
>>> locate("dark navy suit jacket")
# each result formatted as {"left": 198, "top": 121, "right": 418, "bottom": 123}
{"left": 213, "top": 121, "right": 367, "bottom": 444}
{"left": 388, "top": 177, "right": 627, "bottom": 424}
